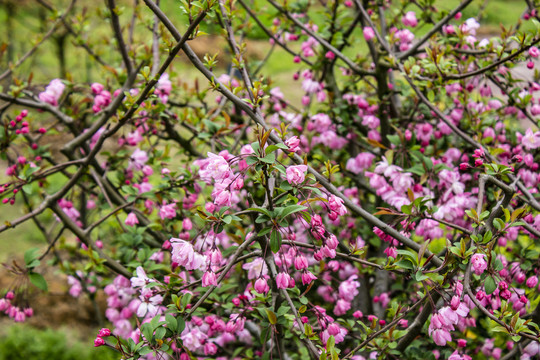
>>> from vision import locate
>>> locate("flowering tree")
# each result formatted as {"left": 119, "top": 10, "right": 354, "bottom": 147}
{"left": 2, "top": 0, "right": 540, "bottom": 359}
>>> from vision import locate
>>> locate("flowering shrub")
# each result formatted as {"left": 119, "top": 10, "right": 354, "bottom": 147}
{"left": 1, "top": 0, "right": 540, "bottom": 359}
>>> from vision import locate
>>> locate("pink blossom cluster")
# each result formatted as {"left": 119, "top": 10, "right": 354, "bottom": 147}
{"left": 428, "top": 295, "right": 470, "bottom": 346}
{"left": 91, "top": 83, "right": 112, "bottom": 113}
{"left": 104, "top": 275, "right": 138, "bottom": 340}
{"left": 67, "top": 271, "right": 97, "bottom": 297}
{"left": 155, "top": 73, "right": 172, "bottom": 104}
{"left": 196, "top": 151, "right": 245, "bottom": 208}
{"left": 38, "top": 78, "right": 65, "bottom": 106}
{"left": 7, "top": 109, "right": 31, "bottom": 136}
{"left": 0, "top": 291, "right": 33, "bottom": 322}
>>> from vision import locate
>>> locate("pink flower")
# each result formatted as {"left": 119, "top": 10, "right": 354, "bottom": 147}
{"left": 136, "top": 293, "right": 163, "bottom": 317}
{"left": 181, "top": 327, "right": 208, "bottom": 352}
{"left": 199, "top": 152, "right": 231, "bottom": 182}
{"left": 159, "top": 203, "right": 176, "bottom": 220}
{"left": 170, "top": 238, "right": 207, "bottom": 271}
{"left": 325, "top": 51, "right": 335, "bottom": 60}
{"left": 328, "top": 195, "right": 347, "bottom": 216}
{"left": 430, "top": 328, "right": 452, "bottom": 346}
{"left": 402, "top": 11, "right": 418, "bottom": 27}
{"left": 526, "top": 276, "right": 538, "bottom": 288}
{"left": 471, "top": 253, "right": 487, "bottom": 275}
{"left": 254, "top": 277, "right": 270, "bottom": 294}
{"left": 125, "top": 212, "right": 139, "bottom": 227}
{"left": 529, "top": 46, "right": 539, "bottom": 58}
{"left": 363, "top": 27, "right": 375, "bottom": 41}
{"left": 98, "top": 328, "right": 111, "bottom": 337}
{"left": 94, "top": 337, "right": 105, "bottom": 347}
{"left": 294, "top": 255, "right": 309, "bottom": 270}
{"left": 202, "top": 271, "right": 218, "bottom": 287}
{"left": 155, "top": 73, "right": 172, "bottom": 103}
{"left": 334, "top": 299, "right": 351, "bottom": 315}
{"left": 286, "top": 165, "right": 308, "bottom": 185}
{"left": 204, "top": 342, "right": 218, "bottom": 356}
{"left": 285, "top": 136, "right": 301, "bottom": 152}
{"left": 276, "top": 272, "right": 295, "bottom": 289}
{"left": 346, "top": 152, "right": 375, "bottom": 174}
{"left": 384, "top": 246, "right": 397, "bottom": 259}
{"left": 39, "top": 79, "right": 65, "bottom": 106}
{"left": 338, "top": 276, "right": 360, "bottom": 302}
{"left": 242, "top": 258, "right": 268, "bottom": 279}
{"left": 301, "top": 271, "right": 317, "bottom": 285}
{"left": 129, "top": 148, "right": 148, "bottom": 170}
{"left": 183, "top": 218, "right": 193, "bottom": 231}
{"left": 523, "top": 341, "right": 540, "bottom": 358}
{"left": 522, "top": 128, "right": 540, "bottom": 149}
{"left": 213, "top": 187, "right": 232, "bottom": 207}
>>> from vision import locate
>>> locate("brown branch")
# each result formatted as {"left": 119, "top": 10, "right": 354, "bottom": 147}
{"left": 106, "top": 0, "right": 134, "bottom": 75}
{"left": 444, "top": 37, "right": 540, "bottom": 80}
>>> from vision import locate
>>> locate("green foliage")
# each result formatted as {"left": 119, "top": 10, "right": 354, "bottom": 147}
{"left": 0, "top": 325, "right": 118, "bottom": 360}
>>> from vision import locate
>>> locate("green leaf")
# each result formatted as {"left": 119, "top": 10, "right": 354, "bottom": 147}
{"left": 493, "top": 218, "right": 504, "bottom": 231}
{"left": 246, "top": 156, "right": 258, "bottom": 165}
{"left": 266, "top": 144, "right": 288, "bottom": 154}
{"left": 141, "top": 323, "right": 153, "bottom": 341}
{"left": 247, "top": 207, "right": 272, "bottom": 217}
{"left": 154, "top": 326, "right": 166, "bottom": 340}
{"left": 22, "top": 184, "right": 33, "bottom": 195}
{"left": 177, "top": 317, "right": 186, "bottom": 333}
{"left": 279, "top": 205, "right": 307, "bottom": 219}
{"left": 165, "top": 314, "right": 177, "bottom": 332}
{"left": 265, "top": 309, "right": 277, "bottom": 324}
{"left": 29, "top": 272, "right": 48, "bottom": 292}
{"left": 257, "top": 227, "right": 272, "bottom": 236}
{"left": 394, "top": 259, "right": 414, "bottom": 270}
{"left": 485, "top": 276, "right": 496, "bottom": 295}
{"left": 259, "top": 152, "right": 276, "bottom": 164}
{"left": 24, "top": 248, "right": 40, "bottom": 267}
{"left": 270, "top": 229, "right": 282, "bottom": 253}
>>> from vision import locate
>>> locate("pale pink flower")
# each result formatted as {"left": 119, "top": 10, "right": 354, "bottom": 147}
{"left": 39, "top": 79, "right": 65, "bottom": 106}
{"left": 131, "top": 266, "right": 155, "bottom": 288}
{"left": 155, "top": 73, "right": 172, "bottom": 103}
{"left": 170, "top": 238, "right": 207, "bottom": 271}
{"left": 402, "top": 11, "right": 418, "bottom": 27}
{"left": 159, "top": 203, "right": 176, "bottom": 220}
{"left": 199, "top": 152, "right": 231, "bottom": 181}
{"left": 471, "top": 253, "right": 487, "bottom": 275}
{"left": 286, "top": 165, "right": 308, "bottom": 185}
{"left": 242, "top": 258, "right": 268, "bottom": 279}
{"left": 430, "top": 328, "right": 452, "bottom": 346}
{"left": 125, "top": 212, "right": 139, "bottom": 227}
{"left": 285, "top": 136, "right": 301, "bottom": 152}
{"left": 363, "top": 27, "right": 375, "bottom": 41}
{"left": 202, "top": 271, "right": 218, "bottom": 287}
{"left": 181, "top": 327, "right": 208, "bottom": 352}
{"left": 129, "top": 148, "right": 148, "bottom": 170}
{"left": 522, "top": 128, "right": 540, "bottom": 149}
{"left": 136, "top": 293, "right": 163, "bottom": 317}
